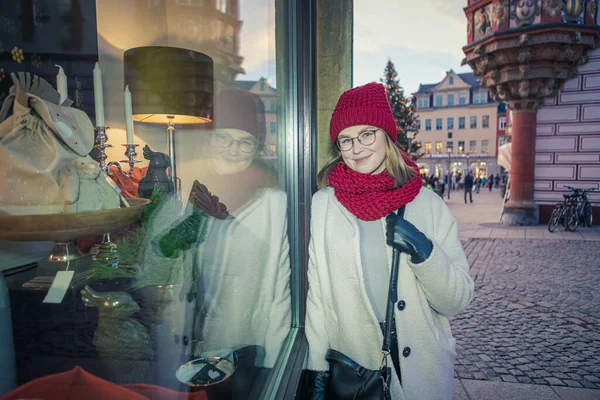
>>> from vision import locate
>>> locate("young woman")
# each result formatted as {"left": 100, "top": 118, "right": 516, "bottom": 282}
{"left": 306, "top": 82, "right": 474, "bottom": 400}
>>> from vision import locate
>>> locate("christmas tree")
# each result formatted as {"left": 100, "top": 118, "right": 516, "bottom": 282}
{"left": 380, "top": 59, "right": 421, "bottom": 160}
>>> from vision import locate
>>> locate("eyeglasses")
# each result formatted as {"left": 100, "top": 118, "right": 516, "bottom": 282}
{"left": 210, "top": 132, "right": 258, "bottom": 153}
{"left": 336, "top": 129, "right": 378, "bottom": 152}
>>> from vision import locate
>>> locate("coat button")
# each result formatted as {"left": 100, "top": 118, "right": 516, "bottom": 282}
{"left": 402, "top": 347, "right": 411, "bottom": 357}
{"left": 397, "top": 300, "right": 406, "bottom": 311}
{"left": 183, "top": 336, "right": 189, "bottom": 346}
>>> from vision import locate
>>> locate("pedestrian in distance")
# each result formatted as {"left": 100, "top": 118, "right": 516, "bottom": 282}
{"left": 475, "top": 176, "right": 481, "bottom": 194}
{"left": 488, "top": 173, "right": 494, "bottom": 192}
{"left": 464, "top": 171, "right": 474, "bottom": 204}
{"left": 306, "top": 82, "right": 474, "bottom": 400}
{"left": 495, "top": 175, "right": 500, "bottom": 189}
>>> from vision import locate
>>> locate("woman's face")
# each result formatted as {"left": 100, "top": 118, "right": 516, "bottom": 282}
{"left": 338, "top": 125, "right": 387, "bottom": 175}
{"left": 206, "top": 129, "right": 258, "bottom": 175}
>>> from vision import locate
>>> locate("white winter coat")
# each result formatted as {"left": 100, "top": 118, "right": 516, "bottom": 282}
{"left": 306, "top": 187, "right": 474, "bottom": 400}
{"left": 148, "top": 188, "right": 291, "bottom": 388}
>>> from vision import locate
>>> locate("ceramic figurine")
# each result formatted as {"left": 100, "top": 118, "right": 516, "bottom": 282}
{"left": 138, "top": 145, "right": 174, "bottom": 199}
{"left": 59, "top": 156, "right": 120, "bottom": 213}
{"left": 81, "top": 285, "right": 153, "bottom": 361}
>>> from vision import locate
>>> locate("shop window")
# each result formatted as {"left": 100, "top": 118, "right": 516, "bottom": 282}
{"left": 425, "top": 142, "right": 432, "bottom": 154}
{"left": 0, "top": 1, "right": 302, "bottom": 398}
{"left": 458, "top": 141, "right": 465, "bottom": 154}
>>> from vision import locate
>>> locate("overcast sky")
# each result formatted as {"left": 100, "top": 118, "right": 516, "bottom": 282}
{"left": 239, "top": 0, "right": 472, "bottom": 94}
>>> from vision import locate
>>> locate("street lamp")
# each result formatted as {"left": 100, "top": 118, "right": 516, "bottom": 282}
{"left": 446, "top": 146, "right": 452, "bottom": 200}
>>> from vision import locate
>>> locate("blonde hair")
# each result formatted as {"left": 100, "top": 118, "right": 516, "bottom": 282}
{"left": 317, "top": 132, "right": 417, "bottom": 189}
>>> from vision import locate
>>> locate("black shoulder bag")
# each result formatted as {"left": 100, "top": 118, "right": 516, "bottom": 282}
{"left": 324, "top": 207, "right": 405, "bottom": 400}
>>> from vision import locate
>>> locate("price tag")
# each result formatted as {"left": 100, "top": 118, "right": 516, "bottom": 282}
{"left": 42, "top": 271, "right": 75, "bottom": 304}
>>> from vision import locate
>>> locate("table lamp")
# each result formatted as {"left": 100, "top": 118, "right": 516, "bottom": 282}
{"left": 124, "top": 46, "right": 213, "bottom": 192}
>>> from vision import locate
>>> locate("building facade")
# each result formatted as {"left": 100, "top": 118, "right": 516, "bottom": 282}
{"left": 533, "top": 47, "right": 600, "bottom": 221}
{"left": 235, "top": 77, "right": 278, "bottom": 156}
{"left": 413, "top": 71, "right": 501, "bottom": 179}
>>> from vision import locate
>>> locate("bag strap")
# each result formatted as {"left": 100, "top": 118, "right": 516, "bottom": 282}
{"left": 382, "top": 206, "right": 405, "bottom": 354}
{"left": 325, "top": 349, "right": 370, "bottom": 377}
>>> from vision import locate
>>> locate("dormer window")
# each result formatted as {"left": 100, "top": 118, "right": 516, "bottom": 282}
{"left": 449, "top": 76, "right": 454, "bottom": 85}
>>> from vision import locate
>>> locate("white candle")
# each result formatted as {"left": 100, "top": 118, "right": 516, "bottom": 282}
{"left": 55, "top": 65, "right": 68, "bottom": 104}
{"left": 124, "top": 85, "right": 134, "bottom": 145}
{"left": 93, "top": 62, "right": 105, "bottom": 127}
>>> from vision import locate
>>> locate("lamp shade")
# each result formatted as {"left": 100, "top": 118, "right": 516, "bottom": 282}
{"left": 124, "top": 46, "right": 213, "bottom": 125}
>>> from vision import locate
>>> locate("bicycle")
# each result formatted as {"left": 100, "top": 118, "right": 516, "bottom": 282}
{"left": 548, "top": 193, "right": 577, "bottom": 232}
{"left": 564, "top": 186, "right": 597, "bottom": 231}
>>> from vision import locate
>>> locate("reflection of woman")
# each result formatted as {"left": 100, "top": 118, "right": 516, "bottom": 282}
{"left": 191, "top": 88, "right": 291, "bottom": 368}
{"left": 151, "top": 88, "right": 290, "bottom": 390}
{"left": 305, "top": 83, "right": 474, "bottom": 399}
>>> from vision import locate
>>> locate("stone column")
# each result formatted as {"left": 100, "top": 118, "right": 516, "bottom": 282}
{"left": 315, "top": 0, "right": 352, "bottom": 172}
{"left": 503, "top": 109, "right": 539, "bottom": 225}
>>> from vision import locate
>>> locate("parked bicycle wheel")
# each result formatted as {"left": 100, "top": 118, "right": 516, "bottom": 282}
{"left": 548, "top": 207, "right": 562, "bottom": 232}
{"left": 584, "top": 203, "right": 593, "bottom": 227}
{"left": 566, "top": 205, "right": 579, "bottom": 232}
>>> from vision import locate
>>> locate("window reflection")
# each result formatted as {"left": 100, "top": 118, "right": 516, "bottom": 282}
{"left": 0, "top": 0, "right": 289, "bottom": 399}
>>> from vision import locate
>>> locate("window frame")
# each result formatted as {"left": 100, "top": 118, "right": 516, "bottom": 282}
{"left": 482, "top": 115, "right": 490, "bottom": 128}
{"left": 425, "top": 119, "right": 432, "bottom": 131}
{"left": 482, "top": 139, "right": 490, "bottom": 153}
{"left": 459, "top": 117, "right": 465, "bottom": 129}
{"left": 447, "top": 117, "right": 454, "bottom": 130}
{"left": 470, "top": 116, "right": 477, "bottom": 129}
{"left": 435, "top": 141, "right": 443, "bottom": 154}
{"left": 447, "top": 94, "right": 454, "bottom": 106}
{"left": 436, "top": 118, "right": 443, "bottom": 130}
{"left": 469, "top": 140, "right": 477, "bottom": 153}
{"left": 435, "top": 95, "right": 443, "bottom": 107}
{"left": 459, "top": 93, "right": 466, "bottom": 105}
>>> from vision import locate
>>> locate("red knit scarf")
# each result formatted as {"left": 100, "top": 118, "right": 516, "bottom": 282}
{"left": 328, "top": 153, "right": 422, "bottom": 221}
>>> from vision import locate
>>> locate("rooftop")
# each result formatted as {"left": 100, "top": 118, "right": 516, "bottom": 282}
{"left": 414, "top": 72, "right": 483, "bottom": 95}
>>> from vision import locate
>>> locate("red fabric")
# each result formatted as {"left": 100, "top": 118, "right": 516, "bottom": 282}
{"left": 329, "top": 82, "right": 398, "bottom": 143}
{"left": 109, "top": 165, "right": 148, "bottom": 198}
{"left": 327, "top": 152, "right": 422, "bottom": 221}
{"left": 1, "top": 366, "right": 146, "bottom": 400}
{"left": 0, "top": 367, "right": 208, "bottom": 400}
{"left": 124, "top": 384, "right": 207, "bottom": 400}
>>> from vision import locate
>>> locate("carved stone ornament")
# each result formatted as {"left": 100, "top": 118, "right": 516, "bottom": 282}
{"left": 543, "top": 0, "right": 562, "bottom": 17}
{"left": 492, "top": 0, "right": 509, "bottom": 27}
{"left": 475, "top": 6, "right": 493, "bottom": 40}
{"left": 588, "top": 0, "right": 598, "bottom": 19}
{"left": 467, "top": 17, "right": 473, "bottom": 41}
{"left": 562, "top": 0, "right": 585, "bottom": 23}
{"left": 512, "top": 0, "right": 541, "bottom": 26}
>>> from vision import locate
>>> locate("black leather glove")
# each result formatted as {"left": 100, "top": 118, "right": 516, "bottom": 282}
{"left": 386, "top": 213, "right": 433, "bottom": 264}
{"left": 309, "top": 370, "right": 329, "bottom": 400}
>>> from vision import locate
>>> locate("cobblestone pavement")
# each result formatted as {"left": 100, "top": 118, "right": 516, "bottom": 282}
{"left": 451, "top": 238, "right": 600, "bottom": 389}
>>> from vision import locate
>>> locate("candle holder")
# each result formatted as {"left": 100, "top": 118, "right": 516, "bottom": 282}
{"left": 94, "top": 126, "right": 141, "bottom": 177}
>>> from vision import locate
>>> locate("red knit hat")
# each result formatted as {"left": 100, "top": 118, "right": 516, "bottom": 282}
{"left": 329, "top": 82, "right": 398, "bottom": 143}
